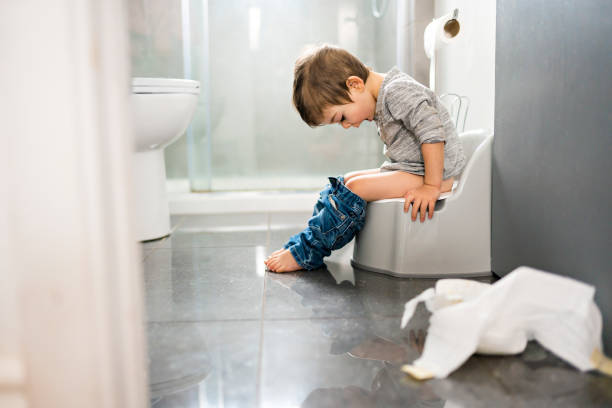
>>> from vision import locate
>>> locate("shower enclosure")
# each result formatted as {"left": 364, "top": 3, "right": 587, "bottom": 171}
{"left": 129, "top": 0, "right": 429, "bottom": 192}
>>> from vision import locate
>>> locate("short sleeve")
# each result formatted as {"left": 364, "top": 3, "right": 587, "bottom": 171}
{"left": 385, "top": 81, "right": 446, "bottom": 145}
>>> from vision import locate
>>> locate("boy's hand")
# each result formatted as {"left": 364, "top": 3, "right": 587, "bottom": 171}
{"left": 403, "top": 184, "right": 441, "bottom": 222}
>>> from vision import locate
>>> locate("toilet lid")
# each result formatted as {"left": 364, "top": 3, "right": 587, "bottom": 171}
{"left": 132, "top": 77, "right": 200, "bottom": 94}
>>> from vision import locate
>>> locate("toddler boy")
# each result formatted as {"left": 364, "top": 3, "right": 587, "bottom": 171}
{"left": 265, "top": 45, "right": 465, "bottom": 273}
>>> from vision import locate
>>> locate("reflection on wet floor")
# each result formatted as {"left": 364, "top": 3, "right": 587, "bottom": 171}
{"left": 142, "top": 213, "right": 612, "bottom": 408}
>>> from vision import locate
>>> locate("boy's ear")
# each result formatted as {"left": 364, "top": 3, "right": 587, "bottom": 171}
{"left": 346, "top": 76, "right": 365, "bottom": 91}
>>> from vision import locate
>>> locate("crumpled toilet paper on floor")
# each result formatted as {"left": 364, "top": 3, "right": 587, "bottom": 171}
{"left": 400, "top": 266, "right": 612, "bottom": 380}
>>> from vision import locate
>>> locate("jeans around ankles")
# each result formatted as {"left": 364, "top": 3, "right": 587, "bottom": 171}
{"left": 283, "top": 176, "right": 367, "bottom": 270}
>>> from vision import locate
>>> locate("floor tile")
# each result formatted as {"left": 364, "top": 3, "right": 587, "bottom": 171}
{"left": 425, "top": 342, "right": 612, "bottom": 408}
{"left": 170, "top": 215, "right": 184, "bottom": 228}
{"left": 159, "top": 230, "right": 268, "bottom": 249}
{"left": 142, "top": 239, "right": 165, "bottom": 250}
{"left": 154, "top": 214, "right": 269, "bottom": 249}
{"left": 264, "top": 267, "right": 365, "bottom": 319}
{"left": 142, "top": 211, "right": 612, "bottom": 408}
{"left": 141, "top": 246, "right": 152, "bottom": 261}
{"left": 261, "top": 318, "right": 612, "bottom": 408}
{"left": 260, "top": 315, "right": 448, "bottom": 408}
{"left": 264, "top": 242, "right": 475, "bottom": 320}
{"left": 148, "top": 320, "right": 260, "bottom": 408}
{"left": 143, "top": 247, "right": 265, "bottom": 321}
{"left": 175, "top": 213, "right": 268, "bottom": 230}
{"left": 260, "top": 318, "right": 386, "bottom": 408}
{"left": 268, "top": 211, "right": 311, "bottom": 229}
{"left": 266, "top": 227, "right": 302, "bottom": 254}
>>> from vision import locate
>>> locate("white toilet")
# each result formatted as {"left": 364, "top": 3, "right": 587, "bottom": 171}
{"left": 131, "top": 78, "right": 200, "bottom": 241}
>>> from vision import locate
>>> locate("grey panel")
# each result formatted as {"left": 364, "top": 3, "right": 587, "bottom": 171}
{"left": 494, "top": 1, "right": 612, "bottom": 350}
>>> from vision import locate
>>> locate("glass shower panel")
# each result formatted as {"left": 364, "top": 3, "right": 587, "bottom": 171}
{"left": 128, "top": 0, "right": 397, "bottom": 191}
{"left": 191, "top": 0, "right": 396, "bottom": 191}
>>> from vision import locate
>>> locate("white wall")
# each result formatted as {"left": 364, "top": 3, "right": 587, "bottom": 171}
{"left": 434, "top": 0, "right": 496, "bottom": 132}
{"left": 1, "top": 1, "right": 148, "bottom": 407}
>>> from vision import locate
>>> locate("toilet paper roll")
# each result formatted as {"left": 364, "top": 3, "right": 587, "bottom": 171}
{"left": 424, "top": 9, "right": 461, "bottom": 59}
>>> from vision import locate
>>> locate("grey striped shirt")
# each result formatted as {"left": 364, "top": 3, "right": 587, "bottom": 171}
{"left": 374, "top": 68, "right": 466, "bottom": 179}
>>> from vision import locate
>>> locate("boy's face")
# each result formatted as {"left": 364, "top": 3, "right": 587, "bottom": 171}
{"left": 321, "top": 77, "right": 375, "bottom": 129}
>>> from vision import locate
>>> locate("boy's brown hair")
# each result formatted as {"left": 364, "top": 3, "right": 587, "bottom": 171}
{"left": 292, "top": 45, "right": 370, "bottom": 127}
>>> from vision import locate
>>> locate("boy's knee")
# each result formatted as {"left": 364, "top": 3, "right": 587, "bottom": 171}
{"left": 345, "top": 177, "right": 366, "bottom": 199}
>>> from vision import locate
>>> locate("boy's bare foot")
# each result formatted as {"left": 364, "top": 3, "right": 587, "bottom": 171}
{"left": 265, "top": 248, "right": 301, "bottom": 273}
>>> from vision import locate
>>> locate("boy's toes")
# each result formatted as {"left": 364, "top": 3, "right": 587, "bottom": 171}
{"left": 270, "top": 255, "right": 284, "bottom": 272}
{"left": 266, "top": 256, "right": 279, "bottom": 272}
{"left": 265, "top": 249, "right": 285, "bottom": 270}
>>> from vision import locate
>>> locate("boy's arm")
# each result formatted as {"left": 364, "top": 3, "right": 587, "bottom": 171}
{"left": 403, "top": 142, "right": 444, "bottom": 222}
{"left": 422, "top": 142, "right": 444, "bottom": 189}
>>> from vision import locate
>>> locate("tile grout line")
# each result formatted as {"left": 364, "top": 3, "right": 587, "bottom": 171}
{"left": 262, "top": 314, "right": 406, "bottom": 321}
{"left": 144, "top": 314, "right": 406, "bottom": 325}
{"left": 255, "top": 212, "right": 272, "bottom": 408}
{"left": 255, "top": 284, "right": 266, "bottom": 408}
{"left": 265, "top": 212, "right": 271, "bottom": 254}
{"left": 146, "top": 243, "right": 264, "bottom": 250}
{"left": 146, "top": 318, "right": 264, "bottom": 324}
{"left": 170, "top": 215, "right": 187, "bottom": 233}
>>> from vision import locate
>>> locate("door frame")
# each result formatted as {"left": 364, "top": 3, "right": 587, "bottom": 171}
{"left": 1, "top": 1, "right": 148, "bottom": 407}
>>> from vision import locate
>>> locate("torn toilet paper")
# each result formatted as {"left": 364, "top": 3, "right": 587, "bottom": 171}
{"left": 400, "top": 266, "right": 612, "bottom": 379}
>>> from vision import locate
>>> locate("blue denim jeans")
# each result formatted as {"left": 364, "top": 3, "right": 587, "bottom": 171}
{"left": 284, "top": 176, "right": 367, "bottom": 270}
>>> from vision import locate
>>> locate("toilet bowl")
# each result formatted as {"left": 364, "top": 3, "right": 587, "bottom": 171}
{"left": 351, "top": 129, "right": 493, "bottom": 277}
{"left": 131, "top": 77, "right": 200, "bottom": 241}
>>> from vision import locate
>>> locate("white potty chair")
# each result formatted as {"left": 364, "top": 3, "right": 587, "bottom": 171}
{"left": 351, "top": 129, "right": 493, "bottom": 277}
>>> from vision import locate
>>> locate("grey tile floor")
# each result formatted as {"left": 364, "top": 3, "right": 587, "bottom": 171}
{"left": 141, "top": 213, "right": 612, "bottom": 408}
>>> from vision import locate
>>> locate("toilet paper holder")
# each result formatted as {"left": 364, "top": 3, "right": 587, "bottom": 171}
{"left": 424, "top": 8, "right": 461, "bottom": 91}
